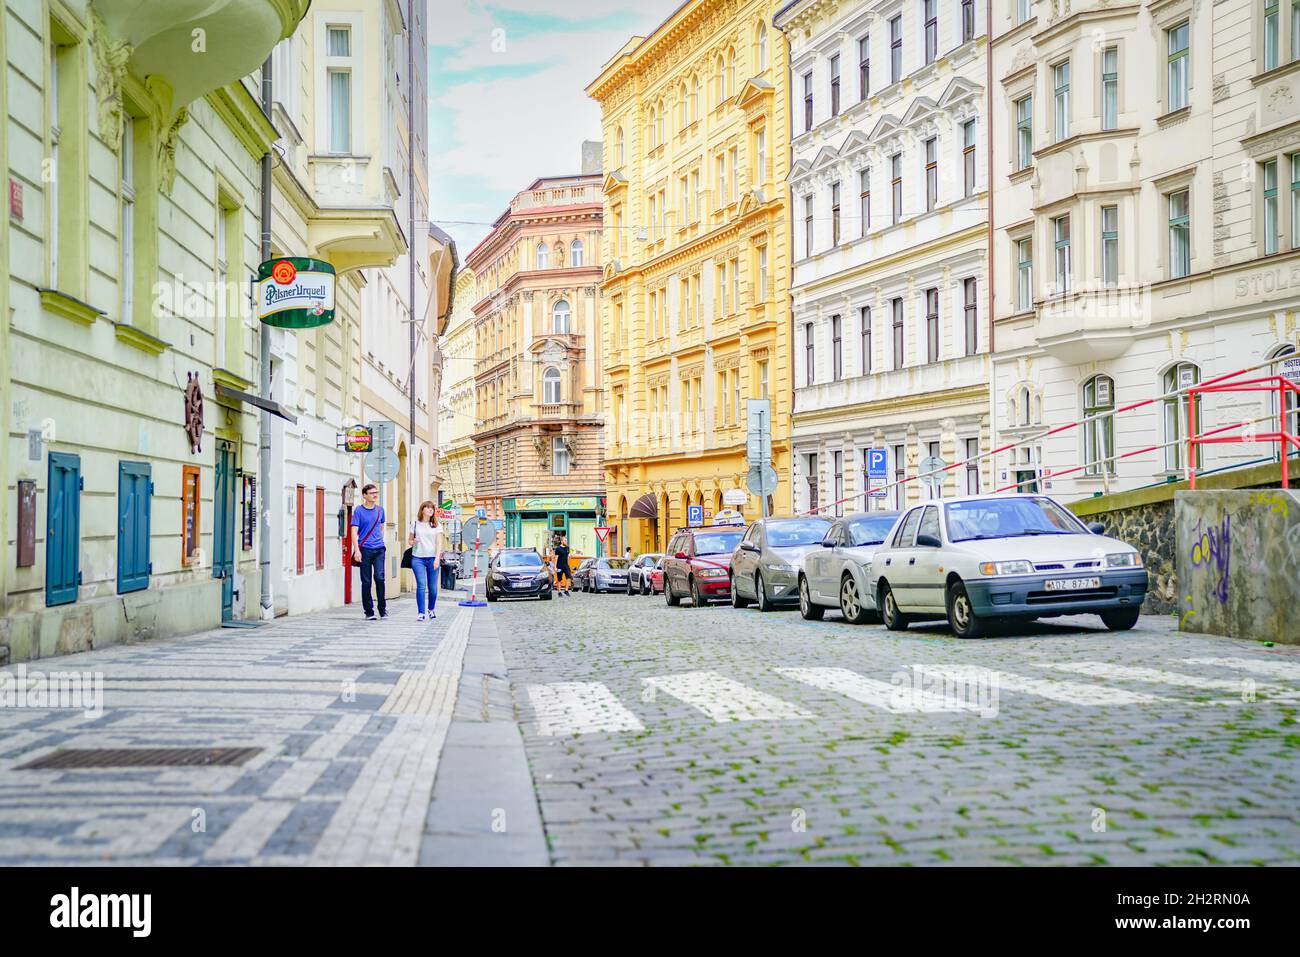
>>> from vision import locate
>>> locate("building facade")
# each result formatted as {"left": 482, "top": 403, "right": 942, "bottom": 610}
{"left": 1, "top": 0, "right": 306, "bottom": 664}
{"left": 589, "top": 0, "right": 794, "bottom": 553}
{"left": 989, "top": 0, "right": 1299, "bottom": 507}
{"left": 438, "top": 266, "right": 478, "bottom": 540}
{"left": 466, "top": 174, "right": 606, "bottom": 557}
{"left": 778, "top": 0, "right": 991, "bottom": 518}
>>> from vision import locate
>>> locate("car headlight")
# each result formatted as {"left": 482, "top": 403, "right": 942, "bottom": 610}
{"left": 770, "top": 562, "right": 797, "bottom": 573}
{"left": 979, "top": 560, "right": 1034, "bottom": 576}
{"left": 1105, "top": 552, "right": 1143, "bottom": 568}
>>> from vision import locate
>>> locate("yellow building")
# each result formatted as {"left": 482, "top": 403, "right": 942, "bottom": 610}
{"left": 588, "top": 0, "right": 792, "bottom": 553}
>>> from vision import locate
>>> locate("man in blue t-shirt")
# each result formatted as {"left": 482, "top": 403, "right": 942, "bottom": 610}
{"left": 350, "top": 483, "right": 387, "bottom": 620}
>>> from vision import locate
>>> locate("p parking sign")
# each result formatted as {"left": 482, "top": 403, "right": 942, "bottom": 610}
{"left": 687, "top": 504, "right": 704, "bottom": 527}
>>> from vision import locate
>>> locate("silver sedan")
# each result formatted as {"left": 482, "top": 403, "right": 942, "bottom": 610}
{"left": 729, "top": 517, "right": 834, "bottom": 611}
{"left": 799, "top": 511, "right": 901, "bottom": 623}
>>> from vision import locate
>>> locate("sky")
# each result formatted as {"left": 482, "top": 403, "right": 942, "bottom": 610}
{"left": 428, "top": 0, "right": 682, "bottom": 259}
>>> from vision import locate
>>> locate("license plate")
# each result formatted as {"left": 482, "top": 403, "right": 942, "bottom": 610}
{"left": 1044, "top": 577, "right": 1101, "bottom": 591}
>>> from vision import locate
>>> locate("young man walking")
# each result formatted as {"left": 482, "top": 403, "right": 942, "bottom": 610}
{"left": 351, "top": 483, "right": 387, "bottom": 620}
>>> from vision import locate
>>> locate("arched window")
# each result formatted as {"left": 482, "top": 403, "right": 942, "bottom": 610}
{"left": 554, "top": 241, "right": 564, "bottom": 267}
{"left": 728, "top": 48, "right": 737, "bottom": 94}
{"left": 543, "top": 366, "right": 562, "bottom": 404}
{"left": 535, "top": 242, "right": 549, "bottom": 270}
{"left": 570, "top": 239, "right": 584, "bottom": 267}
{"left": 657, "top": 99, "right": 666, "bottom": 143}
{"left": 648, "top": 107, "right": 657, "bottom": 147}
{"left": 1269, "top": 344, "right": 1299, "bottom": 458}
{"left": 692, "top": 74, "right": 700, "bottom": 121}
{"left": 1019, "top": 386, "right": 1031, "bottom": 426}
{"left": 1162, "top": 362, "right": 1201, "bottom": 471}
{"left": 552, "top": 299, "right": 571, "bottom": 334}
{"left": 616, "top": 126, "right": 624, "bottom": 166}
{"left": 1082, "top": 374, "right": 1116, "bottom": 475}
{"left": 715, "top": 56, "right": 725, "bottom": 104}
{"left": 679, "top": 83, "right": 689, "bottom": 130}
{"left": 757, "top": 22, "right": 768, "bottom": 72}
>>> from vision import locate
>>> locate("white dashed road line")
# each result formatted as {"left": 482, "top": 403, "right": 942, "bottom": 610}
{"left": 775, "top": 667, "right": 976, "bottom": 713}
{"left": 643, "top": 671, "right": 813, "bottom": 723}
{"left": 527, "top": 682, "right": 645, "bottom": 737}
{"left": 1181, "top": 656, "right": 1300, "bottom": 683}
{"left": 1038, "top": 661, "right": 1281, "bottom": 696}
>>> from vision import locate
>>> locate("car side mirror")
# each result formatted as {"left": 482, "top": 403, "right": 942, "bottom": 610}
{"left": 821, "top": 540, "right": 834, "bottom": 547}
{"left": 741, "top": 542, "right": 759, "bottom": 552}
{"left": 675, "top": 551, "right": 688, "bottom": 559}
{"left": 1088, "top": 522, "right": 1105, "bottom": 534}
{"left": 916, "top": 533, "right": 941, "bottom": 548}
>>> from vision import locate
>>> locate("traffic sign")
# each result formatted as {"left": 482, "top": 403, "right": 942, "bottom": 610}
{"left": 723, "top": 488, "right": 747, "bottom": 506}
{"left": 868, "top": 479, "right": 889, "bottom": 499}
{"left": 594, "top": 526, "right": 613, "bottom": 544}
{"left": 363, "top": 448, "right": 399, "bottom": 483}
{"left": 745, "top": 399, "right": 773, "bottom": 467}
{"left": 367, "top": 420, "right": 396, "bottom": 450}
{"left": 687, "top": 504, "right": 704, "bottom": 527}
{"left": 746, "top": 464, "right": 779, "bottom": 497}
{"left": 475, "top": 506, "right": 486, "bottom": 520}
{"left": 919, "top": 455, "right": 946, "bottom": 489}
{"left": 714, "top": 508, "right": 745, "bottom": 525}
{"left": 866, "top": 448, "right": 888, "bottom": 479}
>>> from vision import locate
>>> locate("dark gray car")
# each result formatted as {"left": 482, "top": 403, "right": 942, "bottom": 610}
{"left": 729, "top": 517, "right": 833, "bottom": 611}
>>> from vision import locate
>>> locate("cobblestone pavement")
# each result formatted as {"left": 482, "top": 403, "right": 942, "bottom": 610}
{"left": 493, "top": 591, "right": 1300, "bottom": 866}
{"left": 0, "top": 593, "right": 473, "bottom": 865}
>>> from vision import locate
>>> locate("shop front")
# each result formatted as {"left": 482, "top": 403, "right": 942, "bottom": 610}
{"left": 504, "top": 496, "right": 605, "bottom": 558}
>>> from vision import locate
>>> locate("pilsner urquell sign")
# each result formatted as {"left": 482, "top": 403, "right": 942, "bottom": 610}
{"left": 256, "top": 257, "right": 336, "bottom": 328}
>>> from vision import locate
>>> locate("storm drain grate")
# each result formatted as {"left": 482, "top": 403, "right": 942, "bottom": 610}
{"left": 17, "top": 747, "right": 262, "bottom": 770}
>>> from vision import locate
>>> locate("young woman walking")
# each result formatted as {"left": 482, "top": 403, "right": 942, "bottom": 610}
{"left": 409, "top": 501, "right": 444, "bottom": 621}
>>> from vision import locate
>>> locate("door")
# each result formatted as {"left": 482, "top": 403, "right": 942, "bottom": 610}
{"left": 117, "top": 461, "right": 152, "bottom": 594}
{"left": 343, "top": 503, "right": 354, "bottom": 604}
{"left": 733, "top": 524, "right": 760, "bottom": 596}
{"left": 911, "top": 505, "right": 946, "bottom": 611}
{"left": 46, "top": 452, "right": 82, "bottom": 606}
{"left": 213, "top": 440, "right": 237, "bottom": 621}
{"left": 805, "top": 522, "right": 836, "bottom": 602}
{"left": 880, "top": 506, "right": 922, "bottom": 608}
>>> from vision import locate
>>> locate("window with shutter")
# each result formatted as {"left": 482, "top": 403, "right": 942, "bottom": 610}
{"left": 46, "top": 452, "right": 82, "bottom": 606}
{"left": 117, "top": 460, "right": 152, "bottom": 594}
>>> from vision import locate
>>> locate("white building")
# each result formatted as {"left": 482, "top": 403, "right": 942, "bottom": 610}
{"left": 990, "top": 0, "right": 1299, "bottom": 499}
{"left": 778, "top": 0, "right": 991, "bottom": 516}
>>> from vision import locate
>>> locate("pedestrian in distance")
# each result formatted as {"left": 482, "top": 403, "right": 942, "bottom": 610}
{"left": 624, "top": 545, "right": 633, "bottom": 562}
{"left": 409, "top": 501, "right": 444, "bottom": 621}
{"left": 554, "top": 534, "right": 572, "bottom": 596}
{"left": 351, "top": 483, "right": 387, "bottom": 620}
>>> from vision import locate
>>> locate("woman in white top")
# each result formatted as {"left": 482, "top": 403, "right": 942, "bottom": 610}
{"left": 408, "top": 501, "right": 444, "bottom": 620}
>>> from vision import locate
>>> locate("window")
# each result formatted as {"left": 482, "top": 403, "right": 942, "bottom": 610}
{"left": 1167, "top": 22, "right": 1189, "bottom": 112}
{"left": 963, "top": 278, "right": 977, "bottom": 356}
{"left": 1270, "top": 344, "right": 1300, "bottom": 453}
{"left": 327, "top": 62, "right": 351, "bottom": 153}
{"left": 182, "top": 466, "right": 201, "bottom": 567}
{"left": 120, "top": 116, "right": 136, "bottom": 324}
{"left": 925, "top": 288, "right": 939, "bottom": 363}
{"left": 1053, "top": 60, "right": 1070, "bottom": 141}
{"left": 48, "top": 39, "right": 62, "bottom": 288}
{"left": 1168, "top": 188, "right": 1191, "bottom": 278}
{"left": 543, "top": 367, "right": 562, "bottom": 404}
{"left": 832, "top": 314, "right": 843, "bottom": 380}
{"left": 1101, "top": 205, "right": 1119, "bottom": 287}
{"left": 1163, "top": 362, "right": 1201, "bottom": 470}
{"left": 891, "top": 153, "right": 903, "bottom": 223}
{"left": 860, "top": 168, "right": 871, "bottom": 234}
{"left": 757, "top": 245, "right": 769, "bottom": 299}
{"left": 733, "top": 368, "right": 743, "bottom": 419}
{"left": 117, "top": 461, "right": 152, "bottom": 594}
{"left": 833, "top": 450, "right": 844, "bottom": 517}
{"left": 804, "top": 194, "right": 814, "bottom": 256}
{"left": 691, "top": 169, "right": 700, "bottom": 220}
{"left": 830, "top": 55, "right": 841, "bottom": 116}
{"left": 716, "top": 154, "right": 726, "bottom": 207}
{"left": 831, "top": 181, "right": 841, "bottom": 244}
{"left": 1016, "top": 238, "right": 1033, "bottom": 311}
{"left": 859, "top": 35, "right": 871, "bottom": 99}
{"left": 890, "top": 16, "right": 903, "bottom": 83}
{"left": 535, "top": 242, "right": 549, "bottom": 270}
{"left": 892, "top": 297, "right": 904, "bottom": 369}
{"left": 962, "top": 0, "right": 975, "bottom": 42}
{"left": 1264, "top": 159, "right": 1280, "bottom": 255}
{"left": 924, "top": 0, "right": 938, "bottom": 64}
{"left": 1101, "top": 46, "right": 1118, "bottom": 130}
{"left": 731, "top": 256, "right": 740, "bottom": 307}
{"left": 1082, "top": 375, "right": 1116, "bottom": 475}
{"left": 718, "top": 262, "right": 728, "bottom": 315}
{"left": 1053, "top": 215, "right": 1071, "bottom": 293}
{"left": 964, "top": 437, "right": 980, "bottom": 494}
{"left": 757, "top": 22, "right": 768, "bottom": 71}
{"left": 755, "top": 128, "right": 767, "bottom": 183}
{"left": 552, "top": 299, "right": 571, "bottom": 334}
{"left": 616, "top": 126, "right": 624, "bottom": 166}
{"left": 759, "top": 360, "right": 769, "bottom": 399}
{"left": 553, "top": 437, "right": 570, "bottom": 476}
{"left": 893, "top": 444, "right": 906, "bottom": 509}
{"left": 1293, "top": 0, "right": 1300, "bottom": 64}
{"left": 1293, "top": 154, "right": 1300, "bottom": 248}
{"left": 729, "top": 147, "right": 738, "bottom": 201}
{"left": 692, "top": 74, "right": 700, "bottom": 122}
{"left": 1015, "top": 96, "right": 1033, "bottom": 170}
{"left": 805, "top": 454, "right": 819, "bottom": 513}
{"left": 679, "top": 175, "right": 689, "bottom": 220}
{"left": 315, "top": 487, "right": 325, "bottom": 570}
{"left": 803, "top": 72, "right": 814, "bottom": 131}
{"left": 715, "top": 55, "right": 725, "bottom": 105}
{"left": 804, "top": 321, "right": 816, "bottom": 386}
{"left": 570, "top": 239, "right": 584, "bottom": 267}
{"left": 1017, "top": 0, "right": 1032, "bottom": 24}
{"left": 327, "top": 25, "right": 350, "bottom": 55}
{"left": 924, "top": 137, "right": 938, "bottom": 210}
{"left": 962, "top": 120, "right": 976, "bottom": 196}
{"left": 860, "top": 306, "right": 872, "bottom": 374}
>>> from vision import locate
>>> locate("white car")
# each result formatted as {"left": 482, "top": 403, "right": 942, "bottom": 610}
{"left": 799, "top": 511, "right": 901, "bottom": 623}
{"left": 868, "top": 494, "right": 1148, "bottom": 638}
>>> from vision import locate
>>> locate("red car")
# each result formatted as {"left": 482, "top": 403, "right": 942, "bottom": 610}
{"left": 663, "top": 525, "right": 747, "bottom": 607}
{"left": 648, "top": 557, "right": 666, "bottom": 595}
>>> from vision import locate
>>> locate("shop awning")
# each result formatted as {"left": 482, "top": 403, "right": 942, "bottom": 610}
{"left": 628, "top": 493, "right": 658, "bottom": 519}
{"left": 214, "top": 384, "right": 298, "bottom": 424}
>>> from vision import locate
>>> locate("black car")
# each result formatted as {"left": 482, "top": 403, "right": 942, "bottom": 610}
{"left": 486, "top": 549, "right": 553, "bottom": 601}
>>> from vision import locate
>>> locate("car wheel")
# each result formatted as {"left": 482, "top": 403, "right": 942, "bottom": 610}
{"left": 839, "top": 574, "right": 872, "bottom": 625}
{"left": 755, "top": 572, "right": 775, "bottom": 612}
{"left": 540, "top": 591, "right": 553, "bottom": 601}
{"left": 1100, "top": 607, "right": 1141, "bottom": 631}
{"left": 665, "top": 578, "right": 681, "bottom": 606}
{"left": 691, "top": 577, "right": 707, "bottom": 608}
{"left": 731, "top": 576, "right": 750, "bottom": 608}
{"left": 642, "top": 579, "right": 650, "bottom": 596}
{"left": 879, "top": 582, "right": 909, "bottom": 631}
{"left": 486, "top": 588, "right": 496, "bottom": 603}
{"left": 798, "top": 576, "right": 824, "bottom": 621}
{"left": 945, "top": 580, "right": 985, "bottom": 639}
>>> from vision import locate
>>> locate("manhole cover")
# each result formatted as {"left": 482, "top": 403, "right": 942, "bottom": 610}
{"left": 17, "top": 747, "right": 262, "bottom": 770}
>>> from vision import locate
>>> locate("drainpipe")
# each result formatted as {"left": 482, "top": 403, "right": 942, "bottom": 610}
{"left": 258, "top": 54, "right": 274, "bottom": 618}
{"left": 985, "top": 0, "right": 997, "bottom": 482}
{"left": 407, "top": 2, "right": 418, "bottom": 459}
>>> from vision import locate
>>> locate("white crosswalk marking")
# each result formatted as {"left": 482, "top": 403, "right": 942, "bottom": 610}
{"left": 644, "top": 671, "right": 813, "bottom": 722}
{"left": 527, "top": 682, "right": 645, "bottom": 737}
{"left": 926, "top": 666, "right": 1167, "bottom": 707}
{"left": 775, "top": 667, "right": 977, "bottom": 713}
{"left": 1040, "top": 661, "right": 1281, "bottom": 696}
{"left": 1181, "top": 657, "right": 1300, "bottom": 683}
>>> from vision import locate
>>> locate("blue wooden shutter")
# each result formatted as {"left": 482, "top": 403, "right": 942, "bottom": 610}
{"left": 117, "top": 460, "right": 152, "bottom": 593}
{"left": 45, "top": 452, "right": 82, "bottom": 606}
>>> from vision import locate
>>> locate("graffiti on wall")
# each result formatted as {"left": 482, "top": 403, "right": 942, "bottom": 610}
{"left": 1189, "top": 514, "right": 1231, "bottom": 604}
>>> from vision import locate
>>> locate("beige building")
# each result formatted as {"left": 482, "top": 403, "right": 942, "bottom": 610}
{"left": 438, "top": 266, "right": 478, "bottom": 532}
{"left": 465, "top": 174, "right": 607, "bottom": 556}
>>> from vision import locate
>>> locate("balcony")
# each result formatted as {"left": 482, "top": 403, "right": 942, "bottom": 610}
{"left": 1035, "top": 284, "right": 1151, "bottom": 364}
{"left": 536, "top": 402, "right": 580, "bottom": 419}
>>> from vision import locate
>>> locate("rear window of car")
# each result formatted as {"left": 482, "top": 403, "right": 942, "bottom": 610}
{"left": 500, "top": 552, "right": 542, "bottom": 568}
{"left": 598, "top": 559, "right": 630, "bottom": 569}
{"left": 764, "top": 518, "right": 833, "bottom": 546}
{"left": 847, "top": 514, "right": 898, "bottom": 546}
{"left": 692, "top": 530, "right": 744, "bottom": 555}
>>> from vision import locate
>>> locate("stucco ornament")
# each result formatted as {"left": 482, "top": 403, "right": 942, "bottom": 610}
{"left": 158, "top": 106, "right": 190, "bottom": 193}
{"left": 91, "top": 11, "right": 133, "bottom": 153}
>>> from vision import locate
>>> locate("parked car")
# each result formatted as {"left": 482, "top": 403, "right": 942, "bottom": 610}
{"left": 663, "top": 525, "right": 748, "bottom": 606}
{"left": 626, "top": 553, "right": 664, "bottom": 594}
{"left": 485, "top": 548, "right": 553, "bottom": 602}
{"left": 648, "top": 557, "right": 667, "bottom": 595}
{"left": 799, "top": 511, "right": 901, "bottom": 622}
{"left": 570, "top": 558, "right": 596, "bottom": 591}
{"left": 583, "top": 557, "right": 631, "bottom": 593}
{"left": 868, "top": 494, "right": 1148, "bottom": 638}
{"left": 729, "top": 517, "right": 834, "bottom": 611}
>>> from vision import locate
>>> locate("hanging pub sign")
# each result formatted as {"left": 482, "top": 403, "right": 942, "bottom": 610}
{"left": 256, "top": 257, "right": 336, "bottom": 328}
{"left": 339, "top": 425, "right": 373, "bottom": 453}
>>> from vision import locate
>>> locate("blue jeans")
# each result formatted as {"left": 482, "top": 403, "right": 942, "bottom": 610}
{"left": 359, "top": 547, "right": 386, "bottom": 617}
{"left": 412, "top": 555, "right": 438, "bottom": 616}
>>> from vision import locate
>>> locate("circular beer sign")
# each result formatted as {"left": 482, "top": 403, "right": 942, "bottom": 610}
{"left": 256, "top": 257, "right": 336, "bottom": 328}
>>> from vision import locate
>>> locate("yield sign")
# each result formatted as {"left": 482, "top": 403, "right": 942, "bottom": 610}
{"left": 594, "top": 526, "right": 613, "bottom": 544}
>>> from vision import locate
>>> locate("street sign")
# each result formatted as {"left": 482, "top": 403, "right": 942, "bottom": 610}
{"left": 594, "top": 526, "right": 612, "bottom": 544}
{"left": 919, "top": 455, "right": 946, "bottom": 489}
{"left": 868, "top": 479, "right": 889, "bottom": 499}
{"left": 723, "top": 488, "right": 747, "bottom": 506}
{"left": 746, "top": 464, "right": 779, "bottom": 497}
{"left": 687, "top": 504, "right": 704, "bottom": 527}
{"left": 714, "top": 508, "right": 745, "bottom": 525}
{"left": 866, "top": 448, "right": 888, "bottom": 479}
{"left": 475, "top": 506, "right": 486, "bottom": 520}
{"left": 367, "top": 420, "right": 396, "bottom": 451}
{"left": 745, "top": 399, "right": 773, "bottom": 467}
{"left": 256, "top": 257, "right": 336, "bottom": 328}
{"left": 1280, "top": 355, "right": 1300, "bottom": 385}
{"left": 363, "top": 447, "right": 399, "bottom": 483}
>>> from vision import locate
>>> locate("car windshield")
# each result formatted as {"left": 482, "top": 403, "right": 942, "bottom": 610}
{"left": 599, "top": 559, "right": 630, "bottom": 569}
{"left": 945, "top": 497, "right": 1085, "bottom": 542}
{"left": 847, "top": 514, "right": 899, "bottom": 546}
{"left": 500, "top": 552, "right": 542, "bottom": 568}
{"left": 693, "top": 531, "right": 744, "bottom": 555}
{"left": 765, "top": 518, "right": 833, "bottom": 547}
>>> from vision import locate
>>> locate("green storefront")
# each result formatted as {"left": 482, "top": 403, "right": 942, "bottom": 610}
{"left": 504, "top": 496, "right": 605, "bottom": 558}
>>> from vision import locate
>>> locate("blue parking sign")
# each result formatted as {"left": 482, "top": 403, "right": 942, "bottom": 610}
{"left": 867, "top": 448, "right": 888, "bottom": 479}
{"left": 687, "top": 504, "right": 704, "bottom": 527}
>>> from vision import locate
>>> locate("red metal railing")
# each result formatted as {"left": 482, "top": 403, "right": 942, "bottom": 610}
{"left": 1187, "top": 376, "right": 1300, "bottom": 489}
